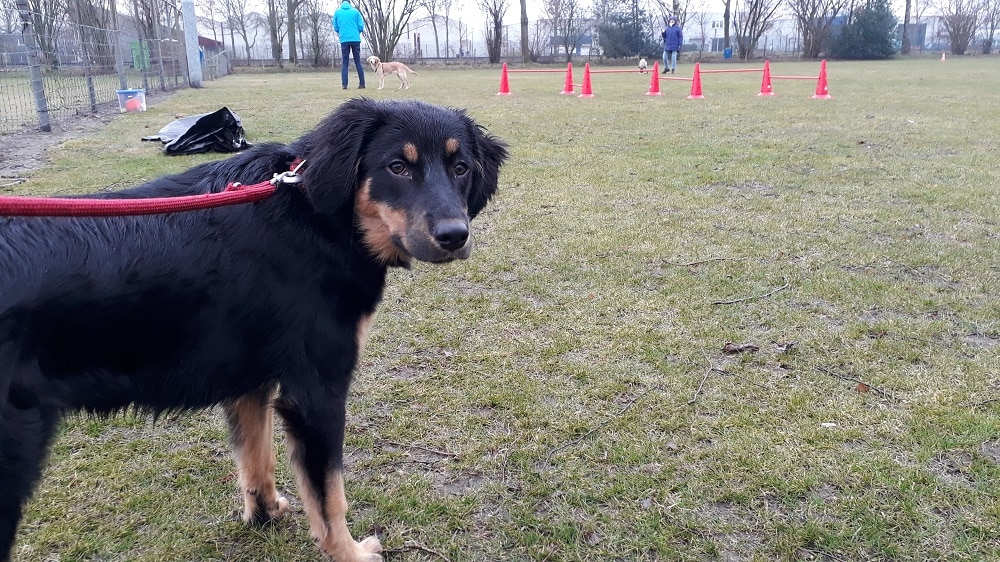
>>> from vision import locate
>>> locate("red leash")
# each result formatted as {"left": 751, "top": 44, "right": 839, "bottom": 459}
{"left": 0, "top": 159, "right": 305, "bottom": 217}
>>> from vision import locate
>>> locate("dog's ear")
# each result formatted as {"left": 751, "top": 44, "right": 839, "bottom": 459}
{"left": 459, "top": 111, "right": 508, "bottom": 219}
{"left": 295, "top": 98, "right": 384, "bottom": 217}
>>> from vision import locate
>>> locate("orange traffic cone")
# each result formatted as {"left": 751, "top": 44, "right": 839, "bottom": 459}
{"left": 578, "top": 63, "right": 594, "bottom": 98}
{"left": 811, "top": 59, "right": 832, "bottom": 99}
{"left": 560, "top": 62, "right": 575, "bottom": 94}
{"left": 687, "top": 62, "right": 704, "bottom": 99}
{"left": 758, "top": 59, "right": 776, "bottom": 96}
{"left": 941, "top": 52, "right": 946, "bottom": 62}
{"left": 646, "top": 61, "right": 663, "bottom": 96}
{"left": 496, "top": 63, "right": 512, "bottom": 96}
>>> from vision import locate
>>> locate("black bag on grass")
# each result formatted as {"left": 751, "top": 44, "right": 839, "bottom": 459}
{"left": 142, "top": 107, "right": 251, "bottom": 156}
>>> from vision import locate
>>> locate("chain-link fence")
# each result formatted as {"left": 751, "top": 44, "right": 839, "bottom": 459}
{"left": 2, "top": 0, "right": 228, "bottom": 134}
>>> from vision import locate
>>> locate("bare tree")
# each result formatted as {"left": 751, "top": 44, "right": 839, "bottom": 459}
{"left": 299, "top": 0, "right": 331, "bottom": 64}
{"left": 528, "top": 17, "right": 551, "bottom": 60}
{"left": 221, "top": 0, "right": 259, "bottom": 61}
{"left": 788, "top": 0, "right": 846, "bottom": 58}
{"left": 689, "top": 9, "right": 712, "bottom": 57}
{"left": 360, "top": 0, "right": 420, "bottom": 60}
{"left": 66, "top": 0, "right": 116, "bottom": 69}
{"left": 264, "top": 0, "right": 286, "bottom": 63}
{"left": 287, "top": 0, "right": 306, "bottom": 62}
{"left": 936, "top": 0, "right": 980, "bottom": 54}
{"left": 981, "top": 0, "right": 998, "bottom": 53}
{"left": 21, "top": 0, "right": 66, "bottom": 67}
{"left": 722, "top": 0, "right": 732, "bottom": 48}
{"left": 419, "top": 0, "right": 442, "bottom": 56}
{"left": 732, "top": 0, "right": 781, "bottom": 59}
{"left": 478, "top": 0, "right": 508, "bottom": 62}
{"left": 901, "top": 0, "right": 912, "bottom": 52}
{"left": 439, "top": 0, "right": 454, "bottom": 56}
{"left": 544, "top": 0, "right": 589, "bottom": 62}
{"left": 2, "top": 0, "right": 20, "bottom": 33}
{"left": 651, "top": 0, "right": 688, "bottom": 25}
{"left": 519, "top": 0, "right": 529, "bottom": 61}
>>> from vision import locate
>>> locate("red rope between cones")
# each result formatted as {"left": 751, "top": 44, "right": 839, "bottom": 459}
{"left": 0, "top": 159, "right": 304, "bottom": 217}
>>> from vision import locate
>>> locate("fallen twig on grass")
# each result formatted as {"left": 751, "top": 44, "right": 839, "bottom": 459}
{"left": 663, "top": 257, "right": 745, "bottom": 267}
{"left": 687, "top": 365, "right": 712, "bottom": 405}
{"left": 1, "top": 178, "right": 27, "bottom": 189}
{"left": 384, "top": 541, "right": 452, "bottom": 561}
{"left": 712, "top": 278, "right": 790, "bottom": 305}
{"left": 689, "top": 353, "right": 772, "bottom": 405}
{"left": 546, "top": 385, "right": 662, "bottom": 462}
{"left": 379, "top": 439, "right": 459, "bottom": 458}
{"left": 817, "top": 367, "right": 892, "bottom": 398}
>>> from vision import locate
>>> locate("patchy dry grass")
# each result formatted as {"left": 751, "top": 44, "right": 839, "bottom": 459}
{"left": 8, "top": 57, "right": 1000, "bottom": 561}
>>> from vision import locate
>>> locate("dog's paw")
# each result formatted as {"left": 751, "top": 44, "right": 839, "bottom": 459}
{"left": 356, "top": 536, "right": 383, "bottom": 561}
{"left": 269, "top": 495, "right": 290, "bottom": 520}
{"left": 243, "top": 493, "right": 289, "bottom": 525}
{"left": 323, "top": 535, "right": 383, "bottom": 562}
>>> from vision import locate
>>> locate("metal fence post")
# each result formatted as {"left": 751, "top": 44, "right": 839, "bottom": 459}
{"left": 15, "top": 0, "right": 51, "bottom": 132}
{"left": 182, "top": 0, "right": 202, "bottom": 87}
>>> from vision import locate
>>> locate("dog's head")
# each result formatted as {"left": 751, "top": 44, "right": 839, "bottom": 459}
{"left": 366, "top": 55, "right": 381, "bottom": 70}
{"left": 296, "top": 99, "right": 508, "bottom": 266}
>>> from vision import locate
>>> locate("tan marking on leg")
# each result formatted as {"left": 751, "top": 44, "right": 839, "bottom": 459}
{"left": 445, "top": 138, "right": 460, "bottom": 155}
{"left": 354, "top": 179, "right": 409, "bottom": 264}
{"left": 356, "top": 312, "right": 377, "bottom": 356}
{"left": 287, "top": 448, "right": 384, "bottom": 562}
{"left": 402, "top": 142, "right": 419, "bottom": 164}
{"left": 226, "top": 390, "right": 288, "bottom": 524}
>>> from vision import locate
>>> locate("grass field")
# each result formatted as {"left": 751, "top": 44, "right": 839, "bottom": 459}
{"left": 7, "top": 57, "right": 1000, "bottom": 561}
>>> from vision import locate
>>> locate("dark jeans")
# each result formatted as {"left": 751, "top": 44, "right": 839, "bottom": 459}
{"left": 341, "top": 42, "right": 365, "bottom": 88}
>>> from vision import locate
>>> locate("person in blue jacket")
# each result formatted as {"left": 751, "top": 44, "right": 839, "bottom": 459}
{"left": 661, "top": 16, "right": 683, "bottom": 74}
{"left": 333, "top": 0, "right": 366, "bottom": 89}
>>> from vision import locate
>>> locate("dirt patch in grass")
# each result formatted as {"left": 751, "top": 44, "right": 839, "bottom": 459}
{"left": 927, "top": 451, "right": 976, "bottom": 487}
{"left": 0, "top": 111, "right": 117, "bottom": 184}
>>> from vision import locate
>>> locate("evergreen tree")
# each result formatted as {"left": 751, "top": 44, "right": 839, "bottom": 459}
{"left": 596, "top": 0, "right": 659, "bottom": 58}
{"left": 830, "top": 0, "right": 897, "bottom": 59}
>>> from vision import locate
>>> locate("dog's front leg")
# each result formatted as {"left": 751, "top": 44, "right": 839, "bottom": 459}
{"left": 224, "top": 386, "right": 289, "bottom": 525}
{"left": 278, "top": 388, "right": 382, "bottom": 562}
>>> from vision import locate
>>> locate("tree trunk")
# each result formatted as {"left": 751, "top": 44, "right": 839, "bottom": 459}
{"left": 901, "top": 0, "right": 911, "bottom": 54}
{"left": 723, "top": 0, "right": 731, "bottom": 48}
{"left": 519, "top": 0, "right": 529, "bottom": 62}
{"left": 287, "top": 0, "right": 297, "bottom": 63}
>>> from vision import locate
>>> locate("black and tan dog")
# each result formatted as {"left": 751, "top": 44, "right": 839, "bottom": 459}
{"left": 0, "top": 98, "right": 507, "bottom": 562}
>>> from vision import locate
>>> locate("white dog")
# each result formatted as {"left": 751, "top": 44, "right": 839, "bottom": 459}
{"left": 366, "top": 55, "right": 419, "bottom": 90}
{"left": 638, "top": 58, "right": 648, "bottom": 74}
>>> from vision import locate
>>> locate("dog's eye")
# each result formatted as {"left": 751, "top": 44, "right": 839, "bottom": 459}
{"left": 388, "top": 162, "right": 409, "bottom": 176}
{"left": 453, "top": 163, "right": 469, "bottom": 176}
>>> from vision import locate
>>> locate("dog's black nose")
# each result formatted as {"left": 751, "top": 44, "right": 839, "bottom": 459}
{"left": 433, "top": 220, "right": 469, "bottom": 251}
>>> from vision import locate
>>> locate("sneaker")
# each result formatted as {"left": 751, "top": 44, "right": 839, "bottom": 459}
{"left": 342, "top": 86, "right": 347, "bottom": 89}
{"left": 661, "top": 70, "right": 667, "bottom": 74}
{"left": 358, "top": 85, "right": 365, "bottom": 89}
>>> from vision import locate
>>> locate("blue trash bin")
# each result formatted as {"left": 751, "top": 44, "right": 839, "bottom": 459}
{"left": 723, "top": 47, "right": 733, "bottom": 60}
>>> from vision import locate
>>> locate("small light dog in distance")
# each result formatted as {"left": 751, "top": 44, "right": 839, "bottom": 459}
{"left": 638, "top": 58, "right": 648, "bottom": 73}
{"left": 366, "top": 55, "right": 419, "bottom": 90}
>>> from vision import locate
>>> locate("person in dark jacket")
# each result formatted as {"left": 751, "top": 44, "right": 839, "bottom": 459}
{"left": 661, "top": 17, "right": 683, "bottom": 74}
{"left": 333, "top": 0, "right": 366, "bottom": 89}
